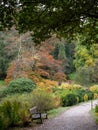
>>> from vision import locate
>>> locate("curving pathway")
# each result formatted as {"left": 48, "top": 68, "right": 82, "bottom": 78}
{"left": 33, "top": 100, "right": 98, "bottom": 130}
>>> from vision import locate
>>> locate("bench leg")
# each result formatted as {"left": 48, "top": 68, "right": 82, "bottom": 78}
{"left": 40, "top": 113, "right": 43, "bottom": 124}
{"left": 40, "top": 118, "right": 43, "bottom": 124}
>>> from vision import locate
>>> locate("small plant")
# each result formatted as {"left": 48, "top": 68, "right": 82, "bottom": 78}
{"left": 3, "top": 78, "right": 37, "bottom": 95}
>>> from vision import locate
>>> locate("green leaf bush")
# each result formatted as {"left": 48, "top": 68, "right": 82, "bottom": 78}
{"left": 75, "top": 89, "right": 93, "bottom": 102}
{"left": 62, "top": 93, "right": 77, "bottom": 106}
{"left": 3, "top": 78, "right": 37, "bottom": 95}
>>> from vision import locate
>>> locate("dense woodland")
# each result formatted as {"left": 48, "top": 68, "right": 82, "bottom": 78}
{"left": 0, "top": 28, "right": 98, "bottom": 86}
{"left": 0, "top": 29, "right": 72, "bottom": 81}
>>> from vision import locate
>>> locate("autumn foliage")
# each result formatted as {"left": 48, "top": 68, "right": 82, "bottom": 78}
{"left": 53, "top": 72, "right": 67, "bottom": 82}
{"left": 5, "top": 36, "right": 66, "bottom": 85}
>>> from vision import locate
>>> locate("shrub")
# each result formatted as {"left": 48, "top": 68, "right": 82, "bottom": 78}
{"left": 0, "top": 114, "right": 3, "bottom": 130}
{"left": 62, "top": 93, "right": 77, "bottom": 106}
{"left": 31, "top": 88, "right": 55, "bottom": 112}
{"left": 3, "top": 78, "right": 37, "bottom": 95}
{"left": 75, "top": 89, "right": 93, "bottom": 102}
{"left": 53, "top": 72, "right": 67, "bottom": 83}
{"left": 0, "top": 115, "right": 4, "bottom": 130}
{"left": 90, "top": 85, "right": 98, "bottom": 93}
{"left": 60, "top": 83, "right": 82, "bottom": 90}
{"left": 86, "top": 91, "right": 94, "bottom": 100}
{"left": 37, "top": 79, "right": 58, "bottom": 90}
{"left": 1, "top": 100, "right": 21, "bottom": 127}
{"left": 0, "top": 110, "right": 9, "bottom": 130}
{"left": 0, "top": 98, "right": 30, "bottom": 129}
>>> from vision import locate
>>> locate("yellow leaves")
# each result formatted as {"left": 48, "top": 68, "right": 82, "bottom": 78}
{"left": 58, "top": 83, "right": 82, "bottom": 90}
{"left": 52, "top": 95, "right": 61, "bottom": 108}
{"left": 85, "top": 56, "right": 94, "bottom": 66}
{"left": 89, "top": 85, "right": 98, "bottom": 99}
{"left": 94, "top": 93, "right": 98, "bottom": 99}
{"left": 83, "top": 94, "right": 88, "bottom": 101}
{"left": 72, "top": 84, "right": 82, "bottom": 89}
{"left": 37, "top": 79, "right": 58, "bottom": 92}
{"left": 59, "top": 83, "right": 70, "bottom": 89}
{"left": 89, "top": 85, "right": 98, "bottom": 93}
{"left": 80, "top": 48, "right": 94, "bottom": 67}
{"left": 77, "top": 46, "right": 89, "bottom": 58}
{"left": 37, "top": 82, "right": 45, "bottom": 88}
{"left": 75, "top": 43, "right": 98, "bottom": 68}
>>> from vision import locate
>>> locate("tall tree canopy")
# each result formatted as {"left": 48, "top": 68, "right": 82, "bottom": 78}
{"left": 0, "top": 0, "right": 98, "bottom": 43}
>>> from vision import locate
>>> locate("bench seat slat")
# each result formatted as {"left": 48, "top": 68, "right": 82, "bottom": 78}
{"left": 32, "top": 114, "right": 41, "bottom": 119}
{"left": 29, "top": 106, "right": 48, "bottom": 123}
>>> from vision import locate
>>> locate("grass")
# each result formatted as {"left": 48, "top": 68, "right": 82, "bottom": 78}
{"left": 91, "top": 109, "right": 98, "bottom": 123}
{"left": 48, "top": 107, "right": 69, "bottom": 118}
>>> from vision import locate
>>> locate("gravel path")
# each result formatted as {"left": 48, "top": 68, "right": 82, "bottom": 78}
{"left": 33, "top": 100, "right": 98, "bottom": 130}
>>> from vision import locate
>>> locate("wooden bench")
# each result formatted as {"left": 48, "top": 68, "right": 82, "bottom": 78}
{"left": 29, "top": 106, "right": 48, "bottom": 123}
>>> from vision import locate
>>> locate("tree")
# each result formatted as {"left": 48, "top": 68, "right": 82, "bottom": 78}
{"left": 74, "top": 35, "right": 98, "bottom": 86}
{"left": 0, "top": 38, "right": 9, "bottom": 79}
{"left": 64, "top": 42, "right": 75, "bottom": 73}
{"left": 0, "top": 0, "right": 97, "bottom": 43}
{"left": 5, "top": 36, "right": 64, "bottom": 83}
{"left": 5, "top": 32, "right": 39, "bottom": 83}
{"left": 74, "top": 34, "right": 98, "bottom": 69}
{"left": 0, "top": 31, "right": 18, "bottom": 79}
{"left": 52, "top": 39, "right": 75, "bottom": 74}
{"left": 37, "top": 41, "right": 63, "bottom": 79}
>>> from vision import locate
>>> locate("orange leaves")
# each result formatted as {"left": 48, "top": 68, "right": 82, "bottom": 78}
{"left": 5, "top": 35, "right": 66, "bottom": 88}
{"left": 37, "top": 69, "right": 50, "bottom": 79}
{"left": 28, "top": 71, "right": 42, "bottom": 83}
{"left": 53, "top": 72, "right": 67, "bottom": 82}
{"left": 37, "top": 79, "right": 58, "bottom": 91}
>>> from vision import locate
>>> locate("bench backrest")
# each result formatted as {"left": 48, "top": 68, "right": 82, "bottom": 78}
{"left": 29, "top": 106, "right": 38, "bottom": 114}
